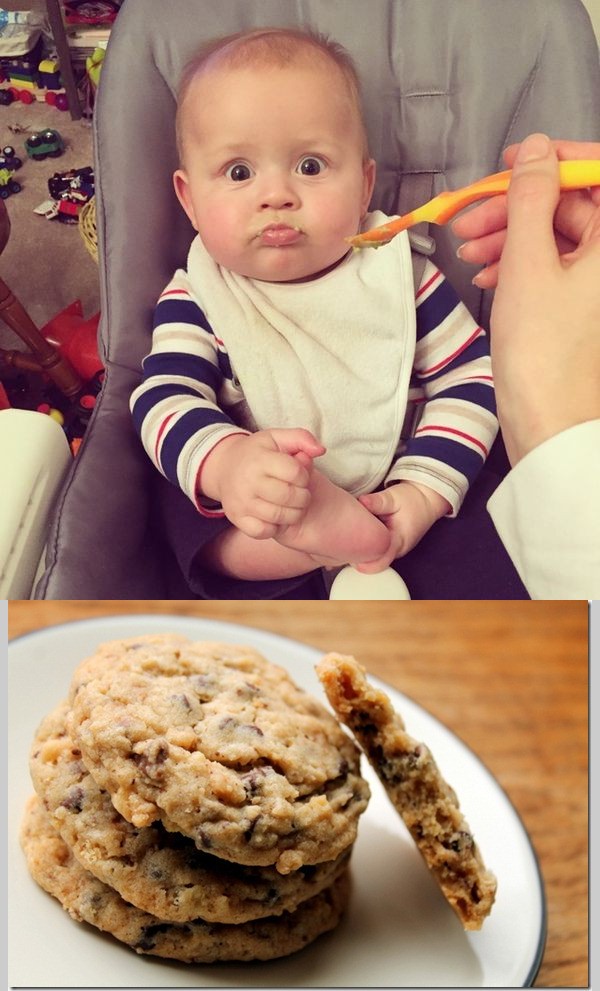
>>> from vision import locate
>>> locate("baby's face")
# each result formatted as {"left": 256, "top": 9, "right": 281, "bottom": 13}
{"left": 174, "top": 60, "right": 375, "bottom": 282}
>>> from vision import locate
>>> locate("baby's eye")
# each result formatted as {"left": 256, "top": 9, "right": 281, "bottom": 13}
{"left": 296, "top": 156, "right": 327, "bottom": 176}
{"left": 225, "top": 162, "right": 254, "bottom": 182}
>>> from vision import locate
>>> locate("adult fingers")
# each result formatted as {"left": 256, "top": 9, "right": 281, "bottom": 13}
{"left": 457, "top": 227, "right": 506, "bottom": 266}
{"left": 501, "top": 133, "right": 561, "bottom": 275}
{"left": 452, "top": 195, "right": 508, "bottom": 240}
{"left": 553, "top": 188, "right": 600, "bottom": 246}
{"left": 472, "top": 228, "right": 575, "bottom": 289}
{"left": 503, "top": 138, "right": 600, "bottom": 167}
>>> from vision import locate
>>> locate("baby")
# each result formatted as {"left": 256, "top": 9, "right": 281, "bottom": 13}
{"left": 130, "top": 27, "right": 498, "bottom": 586}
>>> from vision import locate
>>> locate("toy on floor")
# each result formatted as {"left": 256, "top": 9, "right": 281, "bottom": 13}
{"left": 0, "top": 51, "right": 69, "bottom": 112}
{"left": 0, "top": 145, "right": 22, "bottom": 171}
{"left": 0, "top": 167, "right": 21, "bottom": 199}
{"left": 47, "top": 165, "right": 95, "bottom": 224}
{"left": 25, "top": 129, "right": 64, "bottom": 161}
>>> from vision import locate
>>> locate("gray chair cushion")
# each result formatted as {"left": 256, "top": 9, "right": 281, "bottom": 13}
{"left": 36, "top": 0, "right": 600, "bottom": 598}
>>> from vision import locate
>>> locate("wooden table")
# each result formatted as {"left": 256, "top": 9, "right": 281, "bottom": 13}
{"left": 8, "top": 599, "right": 588, "bottom": 987}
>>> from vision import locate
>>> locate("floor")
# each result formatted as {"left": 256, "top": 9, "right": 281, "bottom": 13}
{"left": 1, "top": 98, "right": 100, "bottom": 349}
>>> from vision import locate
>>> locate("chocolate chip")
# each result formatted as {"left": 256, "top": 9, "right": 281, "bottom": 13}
{"left": 244, "top": 815, "right": 262, "bottom": 841}
{"left": 242, "top": 768, "right": 266, "bottom": 794}
{"left": 60, "top": 786, "right": 85, "bottom": 813}
{"left": 136, "top": 922, "right": 172, "bottom": 950}
{"left": 171, "top": 693, "right": 192, "bottom": 710}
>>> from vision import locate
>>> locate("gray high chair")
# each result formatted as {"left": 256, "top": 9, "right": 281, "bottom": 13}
{"left": 34, "top": 0, "right": 600, "bottom": 599}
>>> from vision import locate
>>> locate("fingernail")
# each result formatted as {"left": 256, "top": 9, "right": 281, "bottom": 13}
{"left": 472, "top": 273, "right": 484, "bottom": 287}
{"left": 515, "top": 133, "right": 551, "bottom": 164}
{"left": 456, "top": 244, "right": 465, "bottom": 259}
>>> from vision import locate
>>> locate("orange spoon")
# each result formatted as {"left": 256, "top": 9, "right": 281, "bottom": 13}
{"left": 347, "top": 160, "right": 600, "bottom": 248}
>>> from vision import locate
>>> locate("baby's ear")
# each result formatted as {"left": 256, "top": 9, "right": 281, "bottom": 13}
{"left": 173, "top": 170, "right": 198, "bottom": 230}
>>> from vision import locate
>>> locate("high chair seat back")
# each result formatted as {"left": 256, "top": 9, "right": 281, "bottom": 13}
{"left": 35, "top": 0, "right": 600, "bottom": 598}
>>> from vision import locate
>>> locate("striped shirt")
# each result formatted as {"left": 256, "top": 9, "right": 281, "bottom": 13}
{"left": 130, "top": 257, "right": 497, "bottom": 517}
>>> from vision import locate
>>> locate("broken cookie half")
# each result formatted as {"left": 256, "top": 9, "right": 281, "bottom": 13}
{"left": 316, "top": 653, "right": 497, "bottom": 930}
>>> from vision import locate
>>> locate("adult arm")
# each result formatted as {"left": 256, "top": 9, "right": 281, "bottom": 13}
{"left": 457, "top": 134, "right": 600, "bottom": 597}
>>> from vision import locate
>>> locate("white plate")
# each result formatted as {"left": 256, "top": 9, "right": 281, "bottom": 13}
{"left": 8, "top": 615, "right": 546, "bottom": 988}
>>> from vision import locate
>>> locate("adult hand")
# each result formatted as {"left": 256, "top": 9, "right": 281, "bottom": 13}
{"left": 453, "top": 139, "right": 600, "bottom": 289}
{"left": 475, "top": 133, "right": 600, "bottom": 464}
{"left": 200, "top": 428, "right": 325, "bottom": 538}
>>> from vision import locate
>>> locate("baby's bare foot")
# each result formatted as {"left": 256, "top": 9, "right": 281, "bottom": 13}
{"left": 276, "top": 470, "right": 390, "bottom": 564}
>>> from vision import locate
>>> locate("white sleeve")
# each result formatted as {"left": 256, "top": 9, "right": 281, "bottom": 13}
{"left": 487, "top": 420, "right": 600, "bottom": 599}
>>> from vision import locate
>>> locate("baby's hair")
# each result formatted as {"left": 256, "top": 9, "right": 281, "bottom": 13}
{"left": 175, "top": 27, "right": 370, "bottom": 163}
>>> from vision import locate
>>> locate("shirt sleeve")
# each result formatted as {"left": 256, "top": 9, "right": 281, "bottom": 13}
{"left": 129, "top": 271, "right": 248, "bottom": 514}
{"left": 487, "top": 420, "right": 600, "bottom": 599}
{"left": 385, "top": 260, "right": 498, "bottom": 515}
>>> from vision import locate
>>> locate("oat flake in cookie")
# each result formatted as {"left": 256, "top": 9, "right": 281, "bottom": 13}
{"left": 30, "top": 700, "right": 351, "bottom": 923}
{"left": 68, "top": 635, "right": 370, "bottom": 873}
{"left": 316, "top": 654, "right": 497, "bottom": 930}
{"left": 20, "top": 797, "right": 351, "bottom": 964}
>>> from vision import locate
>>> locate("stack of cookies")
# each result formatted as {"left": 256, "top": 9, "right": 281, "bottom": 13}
{"left": 21, "top": 635, "right": 371, "bottom": 963}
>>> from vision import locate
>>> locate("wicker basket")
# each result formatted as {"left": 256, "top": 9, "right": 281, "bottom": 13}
{"left": 79, "top": 196, "right": 98, "bottom": 263}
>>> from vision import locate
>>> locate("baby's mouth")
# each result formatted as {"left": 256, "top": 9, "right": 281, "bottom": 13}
{"left": 255, "top": 223, "right": 304, "bottom": 247}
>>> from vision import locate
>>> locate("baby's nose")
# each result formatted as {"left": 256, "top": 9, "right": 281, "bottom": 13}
{"left": 259, "top": 173, "right": 300, "bottom": 210}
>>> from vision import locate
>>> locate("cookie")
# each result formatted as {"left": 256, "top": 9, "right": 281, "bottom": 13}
{"left": 68, "top": 636, "right": 369, "bottom": 874}
{"left": 20, "top": 796, "right": 350, "bottom": 964}
{"left": 30, "top": 700, "right": 350, "bottom": 923}
{"left": 316, "top": 654, "right": 497, "bottom": 929}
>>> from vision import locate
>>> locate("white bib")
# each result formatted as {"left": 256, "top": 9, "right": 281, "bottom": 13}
{"left": 187, "top": 211, "right": 416, "bottom": 496}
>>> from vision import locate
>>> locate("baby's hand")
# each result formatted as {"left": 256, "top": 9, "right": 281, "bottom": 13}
{"left": 356, "top": 481, "right": 450, "bottom": 572}
{"left": 200, "top": 429, "right": 325, "bottom": 539}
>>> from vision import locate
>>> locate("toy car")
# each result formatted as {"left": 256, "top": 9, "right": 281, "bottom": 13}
{"left": 0, "top": 145, "right": 22, "bottom": 171}
{"left": 25, "top": 129, "right": 65, "bottom": 161}
{"left": 0, "top": 168, "right": 22, "bottom": 199}
{"left": 48, "top": 165, "right": 94, "bottom": 201}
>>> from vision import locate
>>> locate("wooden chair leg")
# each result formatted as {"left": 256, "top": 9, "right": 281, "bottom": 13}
{"left": 0, "top": 277, "right": 83, "bottom": 398}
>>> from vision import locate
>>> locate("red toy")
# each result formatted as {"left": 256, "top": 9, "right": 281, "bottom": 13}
{"left": 42, "top": 300, "right": 103, "bottom": 381}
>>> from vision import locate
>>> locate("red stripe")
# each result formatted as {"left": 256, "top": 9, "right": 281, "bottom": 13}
{"left": 418, "top": 327, "right": 483, "bottom": 376}
{"left": 194, "top": 431, "right": 249, "bottom": 516}
{"left": 415, "top": 267, "right": 441, "bottom": 300}
{"left": 415, "top": 424, "right": 488, "bottom": 456}
{"left": 159, "top": 288, "right": 190, "bottom": 299}
{"left": 154, "top": 411, "right": 176, "bottom": 462}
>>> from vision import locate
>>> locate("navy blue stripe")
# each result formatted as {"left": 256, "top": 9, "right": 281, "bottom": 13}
{"left": 422, "top": 335, "right": 490, "bottom": 381}
{"left": 430, "top": 382, "right": 497, "bottom": 414}
{"left": 217, "top": 349, "right": 234, "bottom": 381}
{"left": 416, "top": 278, "right": 460, "bottom": 338}
{"left": 154, "top": 297, "right": 213, "bottom": 334}
{"left": 402, "top": 435, "right": 484, "bottom": 481}
{"left": 159, "top": 408, "right": 236, "bottom": 483}
{"left": 142, "top": 352, "right": 222, "bottom": 393}
{"left": 131, "top": 383, "right": 202, "bottom": 432}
